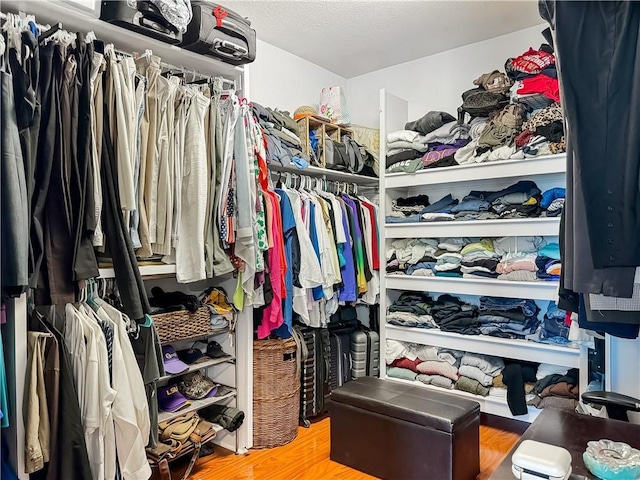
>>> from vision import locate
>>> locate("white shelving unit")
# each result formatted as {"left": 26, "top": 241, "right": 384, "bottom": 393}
{"left": 385, "top": 275, "right": 559, "bottom": 301}
{"left": 158, "top": 355, "right": 234, "bottom": 383}
{"left": 0, "top": 2, "right": 252, "bottom": 477}
{"left": 385, "top": 325, "right": 579, "bottom": 369}
{"left": 385, "top": 217, "right": 561, "bottom": 239}
{"left": 387, "top": 376, "right": 541, "bottom": 423}
{"left": 378, "top": 89, "right": 584, "bottom": 422}
{"left": 158, "top": 388, "right": 238, "bottom": 423}
{"left": 98, "top": 263, "right": 177, "bottom": 279}
{"left": 385, "top": 153, "right": 566, "bottom": 189}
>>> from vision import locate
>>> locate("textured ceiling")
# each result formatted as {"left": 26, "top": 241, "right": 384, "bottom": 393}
{"left": 223, "top": 0, "right": 543, "bottom": 78}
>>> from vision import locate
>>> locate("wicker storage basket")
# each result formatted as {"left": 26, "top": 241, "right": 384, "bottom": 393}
{"left": 253, "top": 338, "right": 300, "bottom": 448}
{"left": 152, "top": 306, "right": 211, "bottom": 344}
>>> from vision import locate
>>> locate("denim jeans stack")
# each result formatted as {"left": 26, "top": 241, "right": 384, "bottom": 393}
{"left": 477, "top": 297, "right": 541, "bottom": 339}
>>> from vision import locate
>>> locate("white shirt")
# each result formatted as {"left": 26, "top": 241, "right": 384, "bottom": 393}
{"left": 80, "top": 304, "right": 116, "bottom": 480}
{"left": 96, "top": 303, "right": 151, "bottom": 480}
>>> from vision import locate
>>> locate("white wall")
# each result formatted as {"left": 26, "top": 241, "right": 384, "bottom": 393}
{"left": 247, "top": 39, "right": 347, "bottom": 114}
{"left": 347, "top": 24, "right": 548, "bottom": 128}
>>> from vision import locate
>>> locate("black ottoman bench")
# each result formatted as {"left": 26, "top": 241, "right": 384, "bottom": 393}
{"left": 330, "top": 377, "right": 480, "bottom": 480}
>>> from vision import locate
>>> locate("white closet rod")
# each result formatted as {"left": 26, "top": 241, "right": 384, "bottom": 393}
{"left": 0, "top": 10, "right": 237, "bottom": 89}
{"left": 0, "top": 10, "right": 49, "bottom": 32}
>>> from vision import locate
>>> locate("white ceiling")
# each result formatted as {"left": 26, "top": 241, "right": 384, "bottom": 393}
{"left": 223, "top": 0, "right": 543, "bottom": 78}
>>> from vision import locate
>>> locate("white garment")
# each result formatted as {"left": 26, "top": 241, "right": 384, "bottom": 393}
{"left": 79, "top": 305, "right": 116, "bottom": 480}
{"left": 536, "top": 363, "right": 568, "bottom": 381}
{"left": 386, "top": 130, "right": 421, "bottom": 143}
{"left": 143, "top": 60, "right": 161, "bottom": 250}
{"left": 175, "top": 89, "right": 209, "bottom": 283}
{"left": 66, "top": 305, "right": 104, "bottom": 480}
{"left": 90, "top": 52, "right": 106, "bottom": 247}
{"left": 385, "top": 339, "right": 415, "bottom": 364}
{"left": 97, "top": 301, "right": 150, "bottom": 446}
{"left": 95, "top": 304, "right": 151, "bottom": 480}
{"left": 311, "top": 194, "right": 339, "bottom": 299}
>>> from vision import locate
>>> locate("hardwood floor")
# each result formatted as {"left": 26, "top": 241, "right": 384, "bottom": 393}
{"left": 165, "top": 414, "right": 527, "bottom": 480}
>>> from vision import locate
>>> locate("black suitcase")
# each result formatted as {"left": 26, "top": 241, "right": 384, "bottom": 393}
{"left": 329, "top": 331, "right": 351, "bottom": 391}
{"left": 100, "top": 1, "right": 182, "bottom": 44}
{"left": 295, "top": 325, "right": 330, "bottom": 427}
{"left": 180, "top": 2, "right": 256, "bottom": 65}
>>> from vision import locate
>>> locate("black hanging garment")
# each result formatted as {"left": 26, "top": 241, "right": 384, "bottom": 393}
{"left": 1, "top": 44, "right": 29, "bottom": 297}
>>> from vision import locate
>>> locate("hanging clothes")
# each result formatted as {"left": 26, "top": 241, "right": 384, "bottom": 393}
{"left": 256, "top": 173, "right": 379, "bottom": 338}
{"left": 1, "top": 35, "right": 29, "bottom": 297}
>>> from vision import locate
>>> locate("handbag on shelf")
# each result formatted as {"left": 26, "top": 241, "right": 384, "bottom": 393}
{"left": 319, "top": 86, "right": 350, "bottom": 125}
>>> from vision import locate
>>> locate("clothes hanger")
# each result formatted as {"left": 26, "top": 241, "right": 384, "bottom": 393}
{"left": 38, "top": 22, "right": 61, "bottom": 45}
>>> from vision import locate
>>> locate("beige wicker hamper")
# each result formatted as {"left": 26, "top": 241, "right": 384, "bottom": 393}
{"left": 252, "top": 338, "right": 300, "bottom": 448}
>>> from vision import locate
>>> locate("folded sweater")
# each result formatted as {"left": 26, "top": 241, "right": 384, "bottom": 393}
{"left": 455, "top": 376, "right": 490, "bottom": 396}
{"left": 386, "top": 367, "right": 418, "bottom": 381}
{"left": 460, "top": 353, "right": 505, "bottom": 376}
{"left": 459, "top": 365, "right": 494, "bottom": 387}
{"left": 416, "top": 360, "right": 459, "bottom": 381}
{"left": 417, "top": 374, "right": 454, "bottom": 389}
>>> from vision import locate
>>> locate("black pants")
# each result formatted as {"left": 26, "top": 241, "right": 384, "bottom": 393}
{"left": 101, "top": 105, "right": 151, "bottom": 321}
{"left": 71, "top": 36, "right": 98, "bottom": 281}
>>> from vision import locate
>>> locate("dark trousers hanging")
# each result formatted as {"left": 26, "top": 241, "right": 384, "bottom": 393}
{"left": 100, "top": 107, "right": 151, "bottom": 321}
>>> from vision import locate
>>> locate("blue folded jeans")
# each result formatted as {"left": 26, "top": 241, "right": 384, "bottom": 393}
{"left": 419, "top": 194, "right": 458, "bottom": 214}
{"left": 385, "top": 214, "right": 422, "bottom": 223}
{"left": 478, "top": 297, "right": 538, "bottom": 317}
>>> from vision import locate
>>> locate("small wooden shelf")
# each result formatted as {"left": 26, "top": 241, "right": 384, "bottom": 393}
{"left": 296, "top": 116, "right": 353, "bottom": 168}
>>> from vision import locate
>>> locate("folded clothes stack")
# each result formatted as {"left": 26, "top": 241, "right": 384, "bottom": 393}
{"left": 477, "top": 297, "right": 540, "bottom": 339}
{"left": 532, "top": 301, "right": 572, "bottom": 345}
{"left": 431, "top": 294, "right": 480, "bottom": 335}
{"left": 540, "top": 187, "right": 565, "bottom": 217}
{"left": 528, "top": 368, "right": 579, "bottom": 412}
{"left": 386, "top": 111, "right": 472, "bottom": 174}
{"left": 385, "top": 46, "right": 566, "bottom": 173}
{"left": 455, "top": 353, "right": 505, "bottom": 397}
{"left": 385, "top": 340, "right": 461, "bottom": 388}
{"left": 535, "top": 243, "right": 561, "bottom": 281}
{"left": 386, "top": 292, "right": 438, "bottom": 329}
{"left": 386, "top": 238, "right": 439, "bottom": 275}
{"left": 252, "top": 102, "right": 310, "bottom": 168}
{"left": 386, "top": 340, "right": 576, "bottom": 415}
{"left": 386, "top": 235, "right": 559, "bottom": 285}
{"left": 385, "top": 180, "right": 564, "bottom": 225}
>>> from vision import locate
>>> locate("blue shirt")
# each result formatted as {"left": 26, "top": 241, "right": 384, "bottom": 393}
{"left": 273, "top": 189, "right": 296, "bottom": 338}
